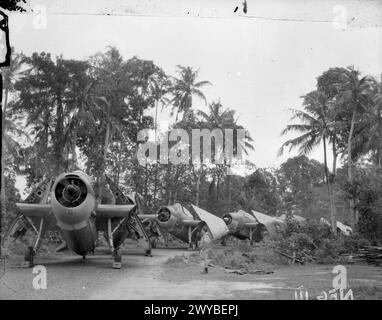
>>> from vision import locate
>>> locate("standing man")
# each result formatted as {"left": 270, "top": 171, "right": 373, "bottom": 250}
{"left": 199, "top": 226, "right": 212, "bottom": 274}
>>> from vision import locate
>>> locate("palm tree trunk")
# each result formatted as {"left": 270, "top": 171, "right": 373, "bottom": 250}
{"left": 99, "top": 105, "right": 111, "bottom": 199}
{"left": 55, "top": 94, "right": 64, "bottom": 174}
{"left": 71, "top": 130, "right": 77, "bottom": 171}
{"left": 0, "top": 75, "right": 6, "bottom": 255}
{"left": 348, "top": 110, "right": 357, "bottom": 229}
{"left": 332, "top": 138, "right": 337, "bottom": 176}
{"left": 227, "top": 167, "right": 232, "bottom": 204}
{"left": 144, "top": 163, "right": 149, "bottom": 201}
{"left": 195, "top": 169, "right": 201, "bottom": 206}
{"left": 153, "top": 100, "right": 159, "bottom": 208}
{"left": 330, "top": 140, "right": 338, "bottom": 233}
{"left": 377, "top": 121, "right": 382, "bottom": 169}
{"left": 323, "top": 136, "right": 336, "bottom": 233}
{"left": 166, "top": 163, "right": 172, "bottom": 205}
{"left": 216, "top": 174, "right": 220, "bottom": 201}
{"left": 116, "top": 139, "right": 122, "bottom": 185}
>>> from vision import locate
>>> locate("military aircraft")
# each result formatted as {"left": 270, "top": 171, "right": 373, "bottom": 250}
{"left": 251, "top": 210, "right": 286, "bottom": 238}
{"left": 144, "top": 203, "right": 228, "bottom": 249}
{"left": 320, "top": 217, "right": 352, "bottom": 235}
{"left": 221, "top": 209, "right": 264, "bottom": 245}
{"left": 7, "top": 171, "right": 153, "bottom": 269}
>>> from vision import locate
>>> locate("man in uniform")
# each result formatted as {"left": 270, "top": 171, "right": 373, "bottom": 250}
{"left": 199, "top": 227, "right": 212, "bottom": 274}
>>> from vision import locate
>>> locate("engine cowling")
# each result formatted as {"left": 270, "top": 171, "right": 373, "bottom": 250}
{"left": 51, "top": 171, "right": 96, "bottom": 230}
{"left": 223, "top": 213, "right": 239, "bottom": 233}
{"left": 156, "top": 206, "right": 179, "bottom": 231}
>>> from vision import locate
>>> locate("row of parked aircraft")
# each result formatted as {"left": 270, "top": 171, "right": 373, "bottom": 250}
{"left": 4, "top": 170, "right": 351, "bottom": 269}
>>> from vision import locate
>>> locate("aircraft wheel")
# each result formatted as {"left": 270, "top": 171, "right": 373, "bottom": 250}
{"left": 191, "top": 242, "right": 197, "bottom": 251}
{"left": 151, "top": 238, "right": 157, "bottom": 249}
{"left": 112, "top": 248, "right": 122, "bottom": 269}
{"left": 21, "top": 247, "right": 35, "bottom": 268}
{"left": 113, "top": 248, "right": 122, "bottom": 262}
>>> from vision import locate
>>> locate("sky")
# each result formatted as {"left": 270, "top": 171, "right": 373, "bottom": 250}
{"left": 5, "top": 0, "right": 382, "bottom": 195}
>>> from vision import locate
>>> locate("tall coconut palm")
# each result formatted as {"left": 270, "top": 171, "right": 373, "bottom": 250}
{"left": 347, "top": 77, "right": 382, "bottom": 168}
{"left": 197, "top": 101, "right": 254, "bottom": 204}
{"left": 169, "top": 65, "right": 211, "bottom": 121}
{"left": 148, "top": 74, "right": 171, "bottom": 207}
{"left": 279, "top": 90, "right": 337, "bottom": 233}
{"left": 334, "top": 67, "right": 376, "bottom": 227}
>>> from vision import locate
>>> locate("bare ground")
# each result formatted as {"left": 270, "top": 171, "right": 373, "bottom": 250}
{"left": 1, "top": 242, "right": 382, "bottom": 300}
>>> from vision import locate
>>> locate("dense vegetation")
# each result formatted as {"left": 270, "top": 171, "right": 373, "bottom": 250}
{"left": 1, "top": 47, "right": 381, "bottom": 244}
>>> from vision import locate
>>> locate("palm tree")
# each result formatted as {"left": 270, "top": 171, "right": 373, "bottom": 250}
{"left": 169, "top": 65, "right": 211, "bottom": 121}
{"left": 334, "top": 67, "right": 376, "bottom": 227}
{"left": 279, "top": 90, "right": 337, "bottom": 233}
{"left": 63, "top": 79, "right": 116, "bottom": 172}
{"left": 148, "top": 74, "right": 171, "bottom": 207}
{"left": 347, "top": 77, "right": 382, "bottom": 168}
{"left": 197, "top": 101, "right": 254, "bottom": 204}
{"left": 1, "top": 52, "right": 25, "bottom": 233}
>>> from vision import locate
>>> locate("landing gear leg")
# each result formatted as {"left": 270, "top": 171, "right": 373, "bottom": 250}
{"left": 113, "top": 247, "right": 122, "bottom": 269}
{"left": 187, "top": 226, "right": 193, "bottom": 250}
{"left": 145, "top": 248, "right": 152, "bottom": 257}
{"left": 107, "top": 218, "right": 122, "bottom": 269}
{"left": 150, "top": 238, "right": 157, "bottom": 249}
{"left": 21, "top": 217, "right": 46, "bottom": 268}
{"left": 22, "top": 247, "right": 35, "bottom": 268}
{"left": 221, "top": 235, "right": 227, "bottom": 246}
{"left": 249, "top": 228, "right": 254, "bottom": 245}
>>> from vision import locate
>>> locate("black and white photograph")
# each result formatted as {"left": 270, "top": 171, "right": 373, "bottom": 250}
{"left": 0, "top": 0, "right": 382, "bottom": 302}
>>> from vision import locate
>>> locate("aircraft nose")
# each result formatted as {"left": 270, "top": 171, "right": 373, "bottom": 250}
{"left": 223, "top": 214, "right": 232, "bottom": 225}
{"left": 157, "top": 207, "right": 171, "bottom": 222}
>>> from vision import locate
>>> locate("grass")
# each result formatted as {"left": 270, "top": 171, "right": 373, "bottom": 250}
{"left": 166, "top": 241, "right": 289, "bottom": 272}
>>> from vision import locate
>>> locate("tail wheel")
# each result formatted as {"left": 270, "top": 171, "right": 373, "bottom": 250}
{"left": 113, "top": 248, "right": 122, "bottom": 263}
{"left": 24, "top": 247, "right": 35, "bottom": 265}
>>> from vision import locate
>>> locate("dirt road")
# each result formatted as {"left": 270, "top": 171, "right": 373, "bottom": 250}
{"left": 1, "top": 244, "right": 382, "bottom": 299}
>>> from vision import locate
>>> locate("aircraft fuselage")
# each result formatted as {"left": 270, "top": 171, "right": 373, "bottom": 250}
{"left": 50, "top": 171, "right": 99, "bottom": 256}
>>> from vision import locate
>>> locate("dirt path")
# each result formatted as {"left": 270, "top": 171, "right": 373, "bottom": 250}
{"left": 1, "top": 245, "right": 382, "bottom": 300}
{"left": 0, "top": 246, "right": 191, "bottom": 299}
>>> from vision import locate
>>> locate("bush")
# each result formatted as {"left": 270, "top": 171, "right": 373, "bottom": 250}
{"left": 273, "top": 221, "right": 370, "bottom": 264}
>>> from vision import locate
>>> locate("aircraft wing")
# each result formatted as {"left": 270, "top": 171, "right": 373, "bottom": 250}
{"left": 251, "top": 210, "right": 285, "bottom": 238}
{"left": 16, "top": 203, "right": 52, "bottom": 218}
{"left": 191, "top": 205, "right": 229, "bottom": 240}
{"left": 336, "top": 221, "right": 352, "bottom": 235}
{"left": 96, "top": 204, "right": 135, "bottom": 219}
{"left": 183, "top": 219, "right": 200, "bottom": 227}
